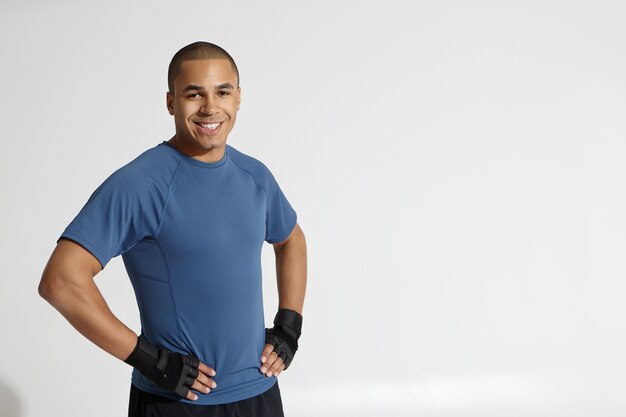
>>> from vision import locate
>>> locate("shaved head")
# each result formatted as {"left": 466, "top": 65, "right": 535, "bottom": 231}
{"left": 168, "top": 41, "right": 239, "bottom": 92}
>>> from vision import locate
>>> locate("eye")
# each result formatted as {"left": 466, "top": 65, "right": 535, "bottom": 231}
{"left": 218, "top": 90, "right": 231, "bottom": 97}
{"left": 187, "top": 93, "right": 201, "bottom": 99}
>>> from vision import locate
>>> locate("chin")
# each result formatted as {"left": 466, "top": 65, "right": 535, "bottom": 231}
{"left": 197, "top": 138, "right": 226, "bottom": 150}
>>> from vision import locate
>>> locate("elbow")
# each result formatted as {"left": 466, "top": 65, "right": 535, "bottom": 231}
{"left": 38, "top": 272, "right": 58, "bottom": 303}
{"left": 38, "top": 270, "right": 69, "bottom": 306}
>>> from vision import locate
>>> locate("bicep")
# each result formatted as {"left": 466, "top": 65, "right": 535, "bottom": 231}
{"left": 40, "top": 238, "right": 103, "bottom": 293}
{"left": 272, "top": 223, "right": 305, "bottom": 251}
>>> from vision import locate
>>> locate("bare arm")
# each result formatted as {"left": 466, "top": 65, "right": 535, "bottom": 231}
{"left": 273, "top": 223, "right": 307, "bottom": 314}
{"left": 260, "top": 222, "right": 307, "bottom": 377}
{"left": 38, "top": 238, "right": 137, "bottom": 360}
{"left": 39, "top": 238, "right": 216, "bottom": 400}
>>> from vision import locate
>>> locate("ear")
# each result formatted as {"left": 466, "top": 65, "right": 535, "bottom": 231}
{"left": 236, "top": 86, "right": 241, "bottom": 110}
{"left": 166, "top": 91, "right": 174, "bottom": 115}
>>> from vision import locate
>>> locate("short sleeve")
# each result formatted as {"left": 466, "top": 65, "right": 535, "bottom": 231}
{"left": 264, "top": 171, "right": 297, "bottom": 244}
{"left": 58, "top": 171, "right": 162, "bottom": 269}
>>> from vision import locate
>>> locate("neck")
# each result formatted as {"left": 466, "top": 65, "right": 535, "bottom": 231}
{"left": 168, "top": 136, "right": 226, "bottom": 163}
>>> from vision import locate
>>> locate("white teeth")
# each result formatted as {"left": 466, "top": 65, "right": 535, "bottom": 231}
{"left": 199, "top": 122, "right": 220, "bottom": 129}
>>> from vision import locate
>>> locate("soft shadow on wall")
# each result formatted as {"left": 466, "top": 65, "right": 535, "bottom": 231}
{"left": 0, "top": 379, "right": 22, "bottom": 417}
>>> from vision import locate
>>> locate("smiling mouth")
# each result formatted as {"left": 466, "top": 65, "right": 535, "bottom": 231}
{"left": 194, "top": 121, "right": 223, "bottom": 134}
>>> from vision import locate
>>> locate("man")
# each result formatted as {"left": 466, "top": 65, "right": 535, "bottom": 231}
{"left": 39, "top": 41, "right": 307, "bottom": 417}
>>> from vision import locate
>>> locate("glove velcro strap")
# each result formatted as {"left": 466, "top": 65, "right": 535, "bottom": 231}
{"left": 124, "top": 335, "right": 159, "bottom": 371}
{"left": 273, "top": 309, "right": 303, "bottom": 337}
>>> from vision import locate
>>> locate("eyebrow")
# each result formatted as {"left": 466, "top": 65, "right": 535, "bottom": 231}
{"left": 182, "top": 83, "right": 235, "bottom": 93}
{"left": 216, "top": 83, "right": 235, "bottom": 90}
{"left": 182, "top": 85, "right": 205, "bottom": 93}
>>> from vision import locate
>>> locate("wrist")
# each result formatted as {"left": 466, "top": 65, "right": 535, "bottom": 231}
{"left": 124, "top": 335, "right": 159, "bottom": 373}
{"left": 274, "top": 308, "right": 303, "bottom": 337}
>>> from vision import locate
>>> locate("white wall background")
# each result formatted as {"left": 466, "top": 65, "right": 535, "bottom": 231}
{"left": 1, "top": 1, "right": 625, "bottom": 416}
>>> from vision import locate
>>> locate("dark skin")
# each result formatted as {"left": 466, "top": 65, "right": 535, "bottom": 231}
{"left": 39, "top": 58, "right": 307, "bottom": 400}
{"left": 261, "top": 224, "right": 307, "bottom": 377}
{"left": 39, "top": 238, "right": 215, "bottom": 400}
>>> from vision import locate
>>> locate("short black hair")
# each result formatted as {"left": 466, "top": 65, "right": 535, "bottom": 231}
{"left": 167, "top": 41, "right": 239, "bottom": 92}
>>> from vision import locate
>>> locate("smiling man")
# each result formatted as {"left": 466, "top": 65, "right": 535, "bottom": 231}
{"left": 167, "top": 56, "right": 240, "bottom": 161}
{"left": 39, "top": 42, "right": 307, "bottom": 417}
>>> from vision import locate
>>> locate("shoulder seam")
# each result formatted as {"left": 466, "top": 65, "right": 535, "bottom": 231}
{"left": 228, "top": 156, "right": 269, "bottom": 197}
{"left": 154, "top": 158, "right": 185, "bottom": 237}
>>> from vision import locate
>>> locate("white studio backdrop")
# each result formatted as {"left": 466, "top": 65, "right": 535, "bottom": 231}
{"left": 1, "top": 1, "right": 625, "bottom": 416}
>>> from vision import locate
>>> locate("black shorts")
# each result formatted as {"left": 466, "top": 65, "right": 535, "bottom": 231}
{"left": 128, "top": 381, "right": 285, "bottom": 417}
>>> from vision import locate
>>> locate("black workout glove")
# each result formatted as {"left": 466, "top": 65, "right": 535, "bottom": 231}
{"left": 264, "top": 309, "right": 303, "bottom": 370}
{"left": 124, "top": 335, "right": 200, "bottom": 398}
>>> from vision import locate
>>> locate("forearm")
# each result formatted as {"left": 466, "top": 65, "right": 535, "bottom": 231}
{"left": 40, "top": 272, "right": 137, "bottom": 361}
{"left": 274, "top": 227, "right": 307, "bottom": 314}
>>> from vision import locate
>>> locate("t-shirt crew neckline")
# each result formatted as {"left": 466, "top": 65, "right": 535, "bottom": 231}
{"left": 159, "top": 140, "right": 228, "bottom": 168}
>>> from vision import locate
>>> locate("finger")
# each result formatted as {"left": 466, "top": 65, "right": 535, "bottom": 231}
{"left": 261, "top": 351, "right": 278, "bottom": 373}
{"left": 188, "top": 367, "right": 199, "bottom": 379}
{"left": 194, "top": 371, "right": 217, "bottom": 390}
{"left": 185, "top": 389, "right": 198, "bottom": 401}
{"left": 198, "top": 362, "right": 216, "bottom": 377}
{"left": 267, "top": 357, "right": 284, "bottom": 377}
{"left": 275, "top": 364, "right": 286, "bottom": 377}
{"left": 184, "top": 356, "right": 200, "bottom": 369}
{"left": 191, "top": 379, "right": 213, "bottom": 394}
{"left": 261, "top": 344, "right": 274, "bottom": 364}
{"left": 261, "top": 351, "right": 278, "bottom": 374}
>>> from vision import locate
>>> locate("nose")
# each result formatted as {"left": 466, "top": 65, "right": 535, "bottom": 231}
{"left": 199, "top": 95, "right": 218, "bottom": 115}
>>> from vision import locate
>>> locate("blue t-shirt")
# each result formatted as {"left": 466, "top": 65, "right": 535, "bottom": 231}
{"left": 58, "top": 141, "right": 297, "bottom": 405}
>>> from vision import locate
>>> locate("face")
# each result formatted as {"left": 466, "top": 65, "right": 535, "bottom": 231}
{"left": 166, "top": 59, "right": 241, "bottom": 161}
